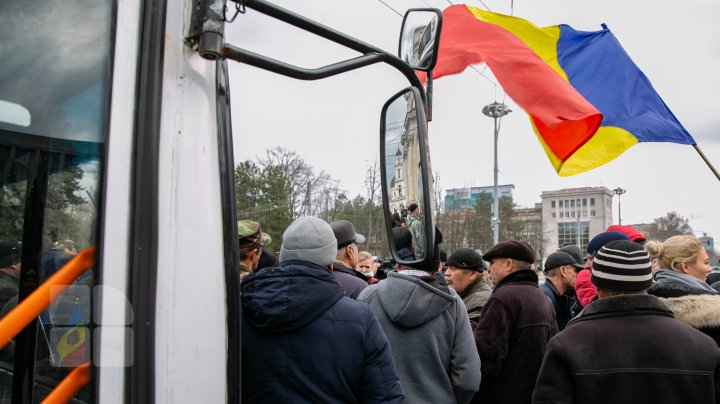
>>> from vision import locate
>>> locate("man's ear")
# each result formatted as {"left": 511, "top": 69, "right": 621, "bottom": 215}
{"left": 505, "top": 258, "right": 513, "bottom": 271}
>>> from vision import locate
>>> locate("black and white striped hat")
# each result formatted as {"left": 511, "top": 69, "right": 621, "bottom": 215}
{"left": 591, "top": 240, "right": 652, "bottom": 291}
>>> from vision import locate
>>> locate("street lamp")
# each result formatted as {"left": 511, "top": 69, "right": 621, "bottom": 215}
{"left": 576, "top": 209, "right": 582, "bottom": 248}
{"left": 482, "top": 102, "right": 512, "bottom": 245}
{"left": 612, "top": 187, "right": 626, "bottom": 225}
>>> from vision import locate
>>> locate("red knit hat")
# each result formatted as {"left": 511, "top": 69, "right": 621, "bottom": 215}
{"left": 606, "top": 225, "right": 646, "bottom": 243}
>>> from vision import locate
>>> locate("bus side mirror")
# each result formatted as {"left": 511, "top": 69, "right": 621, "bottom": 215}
{"left": 398, "top": 9, "right": 443, "bottom": 72}
{"left": 380, "top": 87, "right": 436, "bottom": 265}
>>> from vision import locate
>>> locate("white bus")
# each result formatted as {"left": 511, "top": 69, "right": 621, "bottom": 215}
{"left": 0, "top": 1, "right": 440, "bottom": 402}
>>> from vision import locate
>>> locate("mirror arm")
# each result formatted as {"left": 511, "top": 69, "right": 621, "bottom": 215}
{"left": 187, "top": 0, "right": 226, "bottom": 60}
{"left": 231, "top": 0, "right": 427, "bottom": 106}
{"left": 222, "top": 45, "right": 386, "bottom": 81}
{"left": 426, "top": 71, "right": 433, "bottom": 121}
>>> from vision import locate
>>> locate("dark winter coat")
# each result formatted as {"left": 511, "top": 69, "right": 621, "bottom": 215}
{"left": 648, "top": 269, "right": 720, "bottom": 346}
{"left": 359, "top": 272, "right": 480, "bottom": 404}
{"left": 532, "top": 294, "right": 720, "bottom": 404}
{"left": 241, "top": 260, "right": 404, "bottom": 404}
{"left": 458, "top": 277, "right": 492, "bottom": 330}
{"left": 539, "top": 280, "right": 578, "bottom": 330}
{"left": 333, "top": 261, "right": 369, "bottom": 299}
{"left": 473, "top": 270, "right": 558, "bottom": 404}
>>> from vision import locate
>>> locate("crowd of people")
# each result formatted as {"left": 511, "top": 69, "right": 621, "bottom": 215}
{"left": 236, "top": 217, "right": 720, "bottom": 403}
{"left": 1, "top": 214, "right": 718, "bottom": 401}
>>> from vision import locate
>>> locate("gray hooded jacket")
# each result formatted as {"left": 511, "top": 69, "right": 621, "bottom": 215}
{"left": 359, "top": 271, "right": 481, "bottom": 404}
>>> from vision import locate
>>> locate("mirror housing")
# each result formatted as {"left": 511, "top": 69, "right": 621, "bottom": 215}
{"left": 398, "top": 9, "right": 443, "bottom": 72}
{"left": 380, "top": 87, "right": 436, "bottom": 266}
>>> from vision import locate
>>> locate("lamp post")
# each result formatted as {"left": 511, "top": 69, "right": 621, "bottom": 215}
{"left": 576, "top": 210, "right": 581, "bottom": 248}
{"left": 482, "top": 102, "right": 512, "bottom": 245}
{"left": 612, "top": 187, "right": 626, "bottom": 225}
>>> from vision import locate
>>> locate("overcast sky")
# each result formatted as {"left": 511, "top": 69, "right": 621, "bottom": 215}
{"left": 226, "top": 0, "right": 720, "bottom": 249}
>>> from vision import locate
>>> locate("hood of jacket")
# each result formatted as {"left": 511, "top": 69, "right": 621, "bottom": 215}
{"left": 659, "top": 294, "right": 720, "bottom": 329}
{"left": 375, "top": 271, "right": 455, "bottom": 328}
{"left": 649, "top": 269, "right": 718, "bottom": 297}
{"left": 241, "top": 260, "right": 344, "bottom": 334}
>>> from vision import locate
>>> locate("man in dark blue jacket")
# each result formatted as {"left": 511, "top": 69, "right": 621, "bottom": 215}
{"left": 540, "top": 251, "right": 583, "bottom": 330}
{"left": 241, "top": 216, "right": 404, "bottom": 403}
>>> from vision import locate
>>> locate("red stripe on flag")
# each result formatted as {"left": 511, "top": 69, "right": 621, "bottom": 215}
{"left": 434, "top": 5, "right": 602, "bottom": 161}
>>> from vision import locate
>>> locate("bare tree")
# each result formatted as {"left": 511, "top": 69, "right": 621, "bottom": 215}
{"left": 433, "top": 171, "right": 444, "bottom": 219}
{"left": 364, "top": 159, "right": 381, "bottom": 206}
{"left": 646, "top": 211, "right": 693, "bottom": 241}
{"left": 258, "top": 147, "right": 335, "bottom": 219}
{"left": 362, "top": 159, "right": 383, "bottom": 247}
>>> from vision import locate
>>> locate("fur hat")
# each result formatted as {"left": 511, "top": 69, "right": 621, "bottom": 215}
{"left": 591, "top": 240, "right": 652, "bottom": 291}
{"left": 279, "top": 217, "right": 337, "bottom": 267}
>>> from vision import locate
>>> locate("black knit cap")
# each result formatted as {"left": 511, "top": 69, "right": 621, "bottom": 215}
{"left": 591, "top": 240, "right": 652, "bottom": 291}
{"left": 447, "top": 248, "right": 485, "bottom": 271}
{"left": 586, "top": 231, "right": 629, "bottom": 255}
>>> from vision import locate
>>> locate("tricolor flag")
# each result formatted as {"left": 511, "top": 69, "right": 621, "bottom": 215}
{"left": 433, "top": 5, "right": 696, "bottom": 176}
{"left": 55, "top": 299, "right": 88, "bottom": 366}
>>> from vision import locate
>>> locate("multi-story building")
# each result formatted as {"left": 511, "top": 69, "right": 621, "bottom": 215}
{"left": 513, "top": 203, "right": 545, "bottom": 259}
{"left": 540, "top": 187, "right": 614, "bottom": 258}
{"left": 439, "top": 185, "right": 615, "bottom": 263}
{"left": 444, "top": 184, "right": 514, "bottom": 210}
{"left": 699, "top": 233, "right": 715, "bottom": 252}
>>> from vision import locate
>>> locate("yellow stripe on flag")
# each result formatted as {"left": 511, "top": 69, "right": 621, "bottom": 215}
{"left": 56, "top": 326, "right": 87, "bottom": 359}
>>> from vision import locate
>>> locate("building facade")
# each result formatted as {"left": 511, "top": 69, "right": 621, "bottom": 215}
{"left": 540, "top": 187, "right": 614, "bottom": 259}
{"left": 513, "top": 203, "right": 545, "bottom": 261}
{"left": 444, "top": 184, "right": 514, "bottom": 210}
{"left": 389, "top": 91, "right": 421, "bottom": 213}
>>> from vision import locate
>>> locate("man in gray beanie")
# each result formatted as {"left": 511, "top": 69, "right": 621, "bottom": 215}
{"left": 241, "top": 217, "right": 404, "bottom": 403}
{"left": 533, "top": 240, "right": 720, "bottom": 404}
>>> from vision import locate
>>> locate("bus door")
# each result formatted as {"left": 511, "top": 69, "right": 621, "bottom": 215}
{"left": 0, "top": 0, "right": 115, "bottom": 401}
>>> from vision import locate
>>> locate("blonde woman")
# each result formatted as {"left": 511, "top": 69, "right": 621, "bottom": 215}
{"left": 646, "top": 235, "right": 720, "bottom": 345}
{"left": 356, "top": 251, "right": 378, "bottom": 284}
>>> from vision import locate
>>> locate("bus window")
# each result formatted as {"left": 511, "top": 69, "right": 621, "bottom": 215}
{"left": 0, "top": 0, "right": 113, "bottom": 401}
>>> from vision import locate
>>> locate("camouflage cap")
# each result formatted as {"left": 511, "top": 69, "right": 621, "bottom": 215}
{"left": 238, "top": 220, "right": 271, "bottom": 253}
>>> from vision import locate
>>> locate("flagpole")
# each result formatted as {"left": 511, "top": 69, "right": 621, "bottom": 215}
{"left": 693, "top": 145, "right": 720, "bottom": 182}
